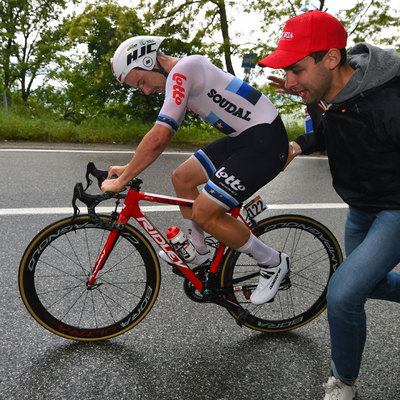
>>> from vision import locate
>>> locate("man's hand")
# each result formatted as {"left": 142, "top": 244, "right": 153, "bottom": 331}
{"left": 100, "top": 164, "right": 129, "bottom": 193}
{"left": 101, "top": 177, "right": 127, "bottom": 194}
{"left": 268, "top": 75, "right": 300, "bottom": 96}
{"left": 283, "top": 141, "right": 302, "bottom": 170}
{"left": 107, "top": 165, "right": 127, "bottom": 178}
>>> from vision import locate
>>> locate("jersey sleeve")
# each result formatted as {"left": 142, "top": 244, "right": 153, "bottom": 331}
{"left": 156, "top": 59, "right": 200, "bottom": 132}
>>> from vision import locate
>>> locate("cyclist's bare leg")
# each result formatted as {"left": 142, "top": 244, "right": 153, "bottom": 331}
{"left": 171, "top": 158, "right": 209, "bottom": 254}
{"left": 171, "top": 157, "right": 208, "bottom": 219}
{"left": 191, "top": 193, "right": 249, "bottom": 248}
{"left": 172, "top": 159, "right": 280, "bottom": 264}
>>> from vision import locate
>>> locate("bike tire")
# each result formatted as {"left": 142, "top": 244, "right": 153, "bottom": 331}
{"left": 220, "top": 214, "right": 343, "bottom": 332}
{"left": 19, "top": 215, "right": 161, "bottom": 341}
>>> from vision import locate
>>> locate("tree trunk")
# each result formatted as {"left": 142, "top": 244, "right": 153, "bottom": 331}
{"left": 217, "top": 0, "right": 235, "bottom": 75}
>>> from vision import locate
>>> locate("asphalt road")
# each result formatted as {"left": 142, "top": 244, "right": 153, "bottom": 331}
{"left": 0, "top": 142, "right": 399, "bottom": 400}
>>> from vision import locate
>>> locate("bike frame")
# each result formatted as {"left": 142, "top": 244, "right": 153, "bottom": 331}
{"left": 87, "top": 186, "right": 249, "bottom": 294}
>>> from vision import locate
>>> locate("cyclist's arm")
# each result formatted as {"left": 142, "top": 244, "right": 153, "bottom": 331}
{"left": 101, "top": 124, "right": 174, "bottom": 193}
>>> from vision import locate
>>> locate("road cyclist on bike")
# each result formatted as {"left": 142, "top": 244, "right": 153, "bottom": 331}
{"left": 103, "top": 35, "right": 290, "bottom": 304}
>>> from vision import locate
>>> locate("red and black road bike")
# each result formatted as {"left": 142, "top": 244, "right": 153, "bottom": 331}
{"left": 19, "top": 162, "right": 342, "bottom": 341}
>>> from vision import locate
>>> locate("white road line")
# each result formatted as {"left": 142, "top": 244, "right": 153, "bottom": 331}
{"left": 0, "top": 203, "right": 347, "bottom": 216}
{"left": 0, "top": 148, "right": 326, "bottom": 159}
{"left": 0, "top": 148, "right": 193, "bottom": 155}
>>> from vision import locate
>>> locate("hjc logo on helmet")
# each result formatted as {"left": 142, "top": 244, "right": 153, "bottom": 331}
{"left": 126, "top": 42, "right": 157, "bottom": 67}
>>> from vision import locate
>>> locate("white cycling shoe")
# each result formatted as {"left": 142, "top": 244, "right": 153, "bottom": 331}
{"left": 250, "top": 252, "right": 290, "bottom": 305}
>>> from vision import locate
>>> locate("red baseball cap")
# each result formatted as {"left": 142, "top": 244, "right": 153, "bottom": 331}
{"left": 258, "top": 10, "right": 347, "bottom": 69}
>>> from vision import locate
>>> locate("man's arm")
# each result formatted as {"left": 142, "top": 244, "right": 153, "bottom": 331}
{"left": 101, "top": 123, "right": 174, "bottom": 193}
{"left": 268, "top": 75, "right": 326, "bottom": 164}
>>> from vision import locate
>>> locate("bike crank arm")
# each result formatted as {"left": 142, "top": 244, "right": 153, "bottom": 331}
{"left": 202, "top": 289, "right": 250, "bottom": 327}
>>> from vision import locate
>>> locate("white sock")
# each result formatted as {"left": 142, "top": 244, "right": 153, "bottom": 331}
{"left": 237, "top": 233, "right": 280, "bottom": 266}
{"left": 184, "top": 219, "right": 209, "bottom": 254}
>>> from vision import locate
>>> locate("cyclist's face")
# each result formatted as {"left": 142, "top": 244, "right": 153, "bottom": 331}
{"left": 125, "top": 70, "right": 166, "bottom": 95}
{"left": 284, "top": 54, "right": 334, "bottom": 104}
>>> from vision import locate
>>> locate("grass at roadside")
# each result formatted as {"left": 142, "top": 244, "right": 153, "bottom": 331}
{"left": 0, "top": 109, "right": 304, "bottom": 147}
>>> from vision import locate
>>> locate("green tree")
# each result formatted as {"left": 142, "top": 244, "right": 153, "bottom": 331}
{"left": 140, "top": 0, "right": 238, "bottom": 74}
{"left": 38, "top": 1, "right": 150, "bottom": 123}
{"left": 0, "top": 0, "right": 77, "bottom": 102}
{"left": 42, "top": 0, "right": 203, "bottom": 124}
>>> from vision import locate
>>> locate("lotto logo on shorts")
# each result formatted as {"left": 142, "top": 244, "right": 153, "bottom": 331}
{"left": 215, "top": 167, "right": 246, "bottom": 191}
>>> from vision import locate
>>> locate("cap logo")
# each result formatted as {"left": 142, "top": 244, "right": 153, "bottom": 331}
{"left": 280, "top": 31, "right": 294, "bottom": 40}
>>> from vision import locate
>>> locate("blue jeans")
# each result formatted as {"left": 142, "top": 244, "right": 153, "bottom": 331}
{"left": 327, "top": 207, "right": 400, "bottom": 384}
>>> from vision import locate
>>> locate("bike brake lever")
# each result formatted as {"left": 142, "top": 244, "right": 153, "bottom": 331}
{"left": 85, "top": 161, "right": 109, "bottom": 190}
{"left": 72, "top": 182, "right": 115, "bottom": 217}
{"left": 72, "top": 183, "right": 124, "bottom": 230}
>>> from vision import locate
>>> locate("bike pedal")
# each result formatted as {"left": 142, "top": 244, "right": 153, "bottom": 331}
{"left": 236, "top": 309, "right": 250, "bottom": 327}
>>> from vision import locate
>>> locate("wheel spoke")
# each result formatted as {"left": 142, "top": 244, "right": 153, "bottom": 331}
{"left": 19, "top": 216, "right": 160, "bottom": 341}
{"left": 221, "top": 215, "right": 342, "bottom": 332}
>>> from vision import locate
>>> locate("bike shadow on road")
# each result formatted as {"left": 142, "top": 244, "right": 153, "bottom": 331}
{"left": 8, "top": 328, "right": 331, "bottom": 400}
{"left": 7, "top": 340, "right": 160, "bottom": 400}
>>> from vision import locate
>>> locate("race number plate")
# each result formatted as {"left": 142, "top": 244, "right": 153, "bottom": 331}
{"left": 243, "top": 195, "right": 266, "bottom": 219}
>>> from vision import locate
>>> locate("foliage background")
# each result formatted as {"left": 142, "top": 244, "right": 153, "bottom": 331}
{"left": 0, "top": 0, "right": 398, "bottom": 145}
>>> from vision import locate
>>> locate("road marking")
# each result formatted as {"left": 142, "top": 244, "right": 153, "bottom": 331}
{"left": 0, "top": 203, "right": 347, "bottom": 216}
{"left": 0, "top": 148, "right": 326, "bottom": 159}
{"left": 0, "top": 148, "right": 193, "bottom": 155}
{"left": 0, "top": 148, "right": 333, "bottom": 216}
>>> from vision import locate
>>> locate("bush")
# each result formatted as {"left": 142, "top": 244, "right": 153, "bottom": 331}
{"left": 0, "top": 104, "right": 304, "bottom": 145}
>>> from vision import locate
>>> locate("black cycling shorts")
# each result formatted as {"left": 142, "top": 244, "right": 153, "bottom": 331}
{"left": 192, "top": 116, "right": 288, "bottom": 209}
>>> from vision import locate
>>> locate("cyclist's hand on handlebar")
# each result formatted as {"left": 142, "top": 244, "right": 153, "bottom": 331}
{"left": 101, "top": 177, "right": 127, "bottom": 194}
{"left": 100, "top": 165, "right": 129, "bottom": 193}
{"left": 107, "top": 165, "right": 127, "bottom": 178}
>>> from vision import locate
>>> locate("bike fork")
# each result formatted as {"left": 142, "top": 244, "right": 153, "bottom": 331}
{"left": 86, "top": 229, "right": 120, "bottom": 287}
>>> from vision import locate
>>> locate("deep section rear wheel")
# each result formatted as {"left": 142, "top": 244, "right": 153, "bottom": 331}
{"left": 19, "top": 215, "right": 160, "bottom": 341}
{"left": 220, "top": 215, "right": 342, "bottom": 332}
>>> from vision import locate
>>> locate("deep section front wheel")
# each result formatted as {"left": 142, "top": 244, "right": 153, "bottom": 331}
{"left": 220, "top": 214, "right": 343, "bottom": 332}
{"left": 19, "top": 215, "right": 161, "bottom": 341}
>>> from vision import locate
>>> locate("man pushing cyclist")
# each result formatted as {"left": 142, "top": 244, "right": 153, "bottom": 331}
{"left": 102, "top": 36, "right": 290, "bottom": 304}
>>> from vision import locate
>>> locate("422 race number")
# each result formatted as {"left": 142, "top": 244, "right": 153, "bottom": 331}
{"left": 243, "top": 195, "right": 266, "bottom": 219}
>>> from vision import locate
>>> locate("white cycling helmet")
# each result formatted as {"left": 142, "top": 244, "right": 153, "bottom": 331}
{"left": 111, "top": 36, "right": 167, "bottom": 83}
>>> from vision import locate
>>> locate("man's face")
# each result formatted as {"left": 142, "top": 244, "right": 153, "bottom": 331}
{"left": 125, "top": 69, "right": 166, "bottom": 95}
{"left": 284, "top": 55, "right": 333, "bottom": 104}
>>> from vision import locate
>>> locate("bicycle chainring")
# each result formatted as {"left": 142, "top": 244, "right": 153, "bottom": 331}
{"left": 183, "top": 265, "right": 210, "bottom": 303}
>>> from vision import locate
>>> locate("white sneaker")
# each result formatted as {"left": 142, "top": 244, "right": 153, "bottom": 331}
{"left": 159, "top": 249, "right": 210, "bottom": 266}
{"left": 250, "top": 252, "right": 290, "bottom": 305}
{"left": 323, "top": 377, "right": 357, "bottom": 400}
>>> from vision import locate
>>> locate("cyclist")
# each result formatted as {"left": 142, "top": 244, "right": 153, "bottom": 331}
{"left": 102, "top": 36, "right": 290, "bottom": 304}
{"left": 259, "top": 10, "right": 400, "bottom": 400}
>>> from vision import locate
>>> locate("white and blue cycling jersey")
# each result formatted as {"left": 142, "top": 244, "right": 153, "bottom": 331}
{"left": 156, "top": 55, "right": 278, "bottom": 136}
{"left": 156, "top": 55, "right": 287, "bottom": 209}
